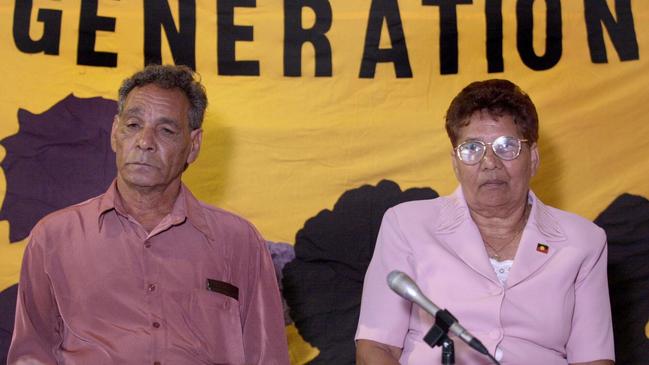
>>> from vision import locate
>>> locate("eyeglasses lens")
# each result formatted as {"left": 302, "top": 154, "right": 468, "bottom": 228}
{"left": 457, "top": 142, "right": 485, "bottom": 165}
{"left": 493, "top": 136, "right": 520, "bottom": 160}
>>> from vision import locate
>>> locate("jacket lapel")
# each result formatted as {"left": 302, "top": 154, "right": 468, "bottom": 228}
{"left": 506, "top": 192, "right": 566, "bottom": 288}
{"left": 435, "top": 188, "right": 500, "bottom": 283}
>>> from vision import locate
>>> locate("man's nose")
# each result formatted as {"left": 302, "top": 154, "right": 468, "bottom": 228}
{"left": 136, "top": 126, "right": 156, "bottom": 151}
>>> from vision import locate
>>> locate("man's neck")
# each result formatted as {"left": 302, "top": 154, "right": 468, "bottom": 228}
{"left": 115, "top": 178, "right": 182, "bottom": 232}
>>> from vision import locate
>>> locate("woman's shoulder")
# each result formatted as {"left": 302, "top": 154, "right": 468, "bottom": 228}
{"left": 535, "top": 198, "right": 607, "bottom": 249}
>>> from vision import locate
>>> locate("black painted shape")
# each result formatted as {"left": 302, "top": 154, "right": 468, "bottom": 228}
{"left": 77, "top": 0, "right": 118, "bottom": 67}
{"left": 485, "top": 0, "right": 503, "bottom": 73}
{"left": 217, "top": 0, "right": 260, "bottom": 76}
{"left": 13, "top": 0, "right": 62, "bottom": 55}
{"left": 284, "top": 0, "right": 333, "bottom": 77}
{"left": 0, "top": 94, "right": 117, "bottom": 243}
{"left": 0, "top": 284, "right": 18, "bottom": 365}
{"left": 516, "top": 0, "right": 562, "bottom": 71}
{"left": 359, "top": 0, "right": 413, "bottom": 78}
{"left": 585, "top": 0, "right": 639, "bottom": 63}
{"left": 594, "top": 193, "right": 649, "bottom": 365}
{"left": 282, "top": 180, "right": 438, "bottom": 364}
{"left": 422, "top": 0, "right": 472, "bottom": 75}
{"left": 144, "top": 0, "right": 197, "bottom": 69}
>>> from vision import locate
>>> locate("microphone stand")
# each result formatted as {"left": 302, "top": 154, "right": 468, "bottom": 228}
{"left": 386, "top": 270, "right": 500, "bottom": 364}
{"left": 423, "top": 309, "right": 457, "bottom": 364}
{"left": 423, "top": 309, "right": 501, "bottom": 365}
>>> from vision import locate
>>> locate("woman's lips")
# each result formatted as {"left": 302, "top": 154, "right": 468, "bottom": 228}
{"left": 480, "top": 179, "right": 506, "bottom": 188}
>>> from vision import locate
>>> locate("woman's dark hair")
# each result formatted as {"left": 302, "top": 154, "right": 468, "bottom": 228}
{"left": 445, "top": 79, "right": 539, "bottom": 146}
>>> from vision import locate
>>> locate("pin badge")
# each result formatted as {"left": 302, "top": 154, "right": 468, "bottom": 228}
{"left": 536, "top": 243, "right": 549, "bottom": 254}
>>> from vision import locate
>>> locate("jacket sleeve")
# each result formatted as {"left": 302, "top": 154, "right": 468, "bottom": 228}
{"left": 355, "top": 207, "right": 413, "bottom": 348}
{"left": 8, "top": 231, "right": 62, "bottom": 365}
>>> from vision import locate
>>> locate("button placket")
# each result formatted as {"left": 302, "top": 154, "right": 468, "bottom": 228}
{"left": 142, "top": 236, "right": 163, "bottom": 362}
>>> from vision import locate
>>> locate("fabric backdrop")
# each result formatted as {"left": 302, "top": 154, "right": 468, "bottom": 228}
{"left": 1, "top": 1, "right": 648, "bottom": 363}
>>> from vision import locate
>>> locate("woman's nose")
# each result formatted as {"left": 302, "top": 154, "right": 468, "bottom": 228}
{"left": 481, "top": 146, "right": 502, "bottom": 169}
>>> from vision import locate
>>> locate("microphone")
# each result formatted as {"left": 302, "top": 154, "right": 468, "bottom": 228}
{"left": 387, "top": 270, "right": 491, "bottom": 357}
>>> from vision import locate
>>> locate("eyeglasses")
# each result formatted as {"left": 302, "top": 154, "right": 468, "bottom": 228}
{"left": 455, "top": 136, "right": 528, "bottom": 165}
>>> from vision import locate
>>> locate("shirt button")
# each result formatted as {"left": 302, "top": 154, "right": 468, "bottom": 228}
{"left": 154, "top": 362, "right": 161, "bottom": 365}
{"left": 144, "top": 242, "right": 152, "bottom": 248}
{"left": 153, "top": 322, "right": 160, "bottom": 328}
{"left": 147, "top": 284, "right": 156, "bottom": 292}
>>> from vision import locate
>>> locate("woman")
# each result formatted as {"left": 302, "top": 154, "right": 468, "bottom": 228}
{"left": 355, "top": 80, "right": 614, "bottom": 365}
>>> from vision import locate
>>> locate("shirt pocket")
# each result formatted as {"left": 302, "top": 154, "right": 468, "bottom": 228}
{"left": 188, "top": 288, "right": 245, "bottom": 363}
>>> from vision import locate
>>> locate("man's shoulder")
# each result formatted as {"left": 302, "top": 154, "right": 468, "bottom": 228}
{"left": 190, "top": 198, "right": 262, "bottom": 241}
{"left": 195, "top": 200, "right": 253, "bottom": 227}
{"left": 33, "top": 194, "right": 104, "bottom": 233}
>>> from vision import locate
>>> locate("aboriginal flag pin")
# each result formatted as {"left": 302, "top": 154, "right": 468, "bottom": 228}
{"left": 536, "top": 243, "right": 549, "bottom": 254}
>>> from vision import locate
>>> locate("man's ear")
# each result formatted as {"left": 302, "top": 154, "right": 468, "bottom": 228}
{"left": 186, "top": 128, "right": 203, "bottom": 165}
{"left": 110, "top": 115, "right": 119, "bottom": 152}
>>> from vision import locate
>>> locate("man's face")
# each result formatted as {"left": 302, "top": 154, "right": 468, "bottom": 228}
{"left": 111, "top": 84, "right": 202, "bottom": 191}
{"left": 451, "top": 110, "right": 539, "bottom": 215}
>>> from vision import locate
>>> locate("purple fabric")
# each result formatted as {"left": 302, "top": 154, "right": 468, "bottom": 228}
{"left": 265, "top": 241, "right": 296, "bottom": 325}
{"left": 265, "top": 241, "right": 296, "bottom": 288}
{"left": 0, "top": 94, "right": 117, "bottom": 243}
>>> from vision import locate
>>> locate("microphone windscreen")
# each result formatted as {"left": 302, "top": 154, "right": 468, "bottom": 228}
{"left": 387, "top": 270, "right": 419, "bottom": 301}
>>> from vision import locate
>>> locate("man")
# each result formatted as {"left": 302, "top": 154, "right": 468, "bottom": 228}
{"left": 8, "top": 65, "right": 290, "bottom": 364}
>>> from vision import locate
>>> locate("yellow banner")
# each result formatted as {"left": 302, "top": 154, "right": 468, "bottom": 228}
{"left": 1, "top": 1, "right": 648, "bottom": 362}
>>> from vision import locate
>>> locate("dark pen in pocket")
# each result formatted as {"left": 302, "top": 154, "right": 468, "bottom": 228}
{"left": 206, "top": 278, "right": 239, "bottom": 300}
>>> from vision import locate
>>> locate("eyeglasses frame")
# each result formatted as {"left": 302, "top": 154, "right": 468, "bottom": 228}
{"left": 454, "top": 136, "right": 529, "bottom": 165}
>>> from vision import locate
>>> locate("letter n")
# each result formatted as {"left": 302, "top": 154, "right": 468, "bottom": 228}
{"left": 584, "top": 0, "right": 638, "bottom": 63}
{"left": 144, "top": 0, "right": 197, "bottom": 69}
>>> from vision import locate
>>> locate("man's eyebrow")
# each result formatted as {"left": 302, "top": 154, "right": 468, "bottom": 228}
{"left": 157, "top": 117, "right": 181, "bottom": 128}
{"left": 121, "top": 106, "right": 143, "bottom": 116}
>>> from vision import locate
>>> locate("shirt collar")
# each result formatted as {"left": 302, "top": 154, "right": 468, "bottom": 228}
{"left": 97, "top": 180, "right": 214, "bottom": 240}
{"left": 177, "top": 183, "right": 214, "bottom": 240}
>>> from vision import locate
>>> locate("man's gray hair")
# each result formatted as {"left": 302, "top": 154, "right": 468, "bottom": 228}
{"left": 118, "top": 64, "right": 208, "bottom": 130}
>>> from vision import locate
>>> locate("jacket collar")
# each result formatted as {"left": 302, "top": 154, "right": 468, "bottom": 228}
{"left": 434, "top": 186, "right": 566, "bottom": 287}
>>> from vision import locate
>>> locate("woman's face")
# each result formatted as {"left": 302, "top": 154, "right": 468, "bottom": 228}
{"left": 451, "top": 110, "right": 539, "bottom": 217}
